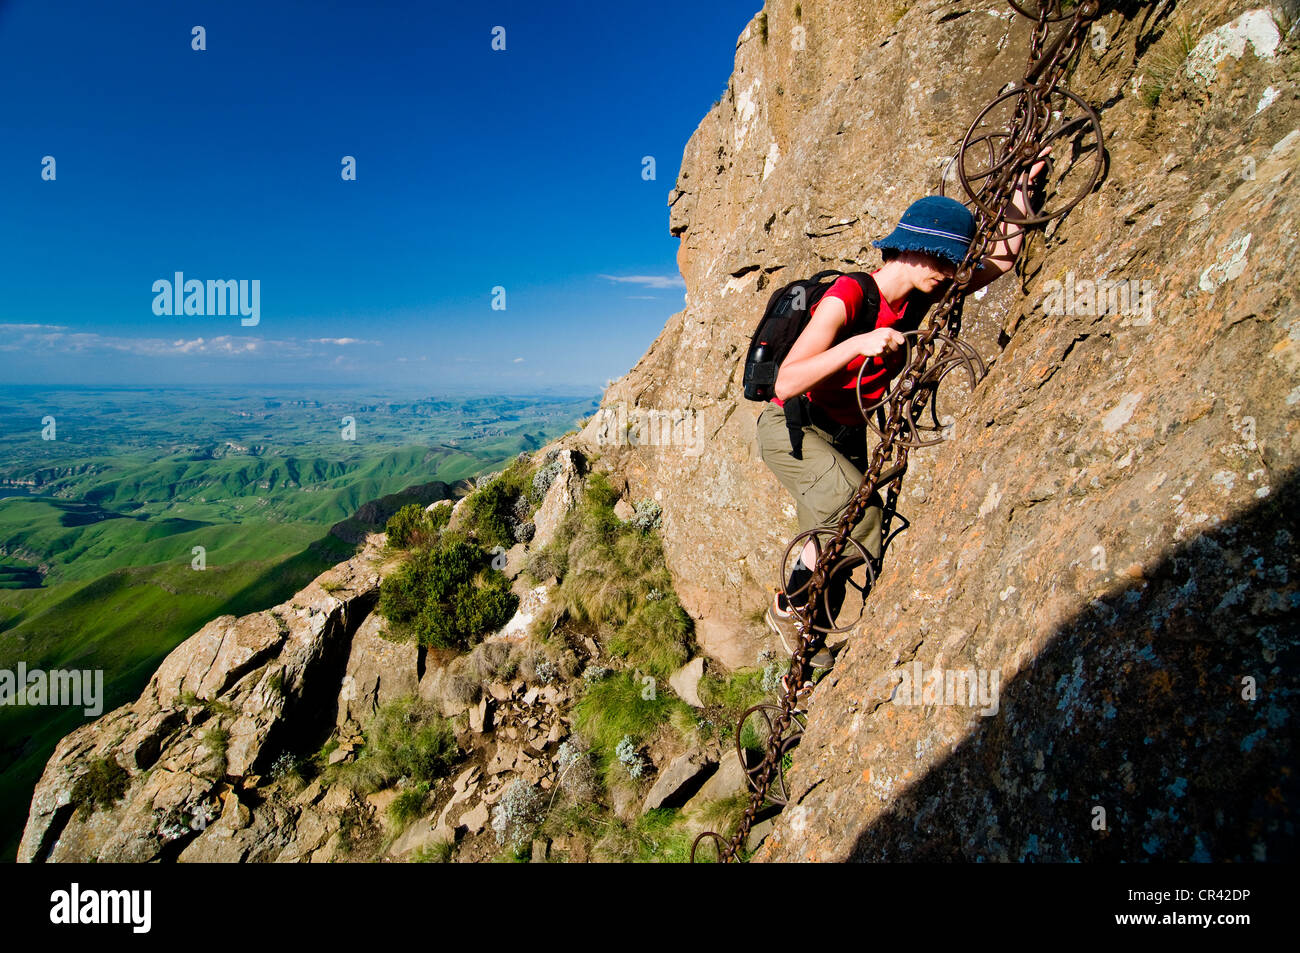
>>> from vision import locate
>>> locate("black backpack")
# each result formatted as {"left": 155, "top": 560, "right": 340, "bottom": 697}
{"left": 742, "top": 269, "right": 880, "bottom": 402}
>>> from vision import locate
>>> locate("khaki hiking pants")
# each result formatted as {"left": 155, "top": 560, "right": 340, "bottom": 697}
{"left": 756, "top": 401, "right": 884, "bottom": 564}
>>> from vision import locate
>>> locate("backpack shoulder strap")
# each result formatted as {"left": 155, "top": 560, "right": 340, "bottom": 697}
{"left": 842, "top": 271, "right": 882, "bottom": 330}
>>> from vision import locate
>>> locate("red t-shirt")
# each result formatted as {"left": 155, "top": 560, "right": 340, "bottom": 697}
{"left": 773, "top": 271, "right": 941, "bottom": 427}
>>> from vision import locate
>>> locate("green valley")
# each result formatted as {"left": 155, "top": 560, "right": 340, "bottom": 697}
{"left": 0, "top": 386, "right": 598, "bottom": 860}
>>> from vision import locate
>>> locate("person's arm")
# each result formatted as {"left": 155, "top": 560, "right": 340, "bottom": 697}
{"left": 773, "top": 295, "right": 904, "bottom": 401}
{"left": 963, "top": 146, "right": 1051, "bottom": 296}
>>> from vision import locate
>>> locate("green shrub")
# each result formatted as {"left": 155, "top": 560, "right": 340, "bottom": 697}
{"left": 388, "top": 781, "right": 432, "bottom": 829}
{"left": 573, "top": 672, "right": 690, "bottom": 790}
{"left": 70, "top": 756, "right": 129, "bottom": 819}
{"left": 606, "top": 595, "right": 693, "bottom": 681}
{"left": 463, "top": 455, "right": 535, "bottom": 548}
{"left": 412, "top": 839, "right": 455, "bottom": 863}
{"left": 523, "top": 470, "right": 695, "bottom": 677}
{"left": 386, "top": 503, "right": 435, "bottom": 549}
{"left": 428, "top": 502, "right": 452, "bottom": 531}
{"left": 594, "top": 808, "right": 697, "bottom": 863}
{"left": 695, "top": 792, "right": 752, "bottom": 842}
{"left": 698, "top": 669, "right": 768, "bottom": 719}
{"left": 339, "top": 696, "right": 458, "bottom": 794}
{"left": 197, "top": 725, "right": 229, "bottom": 779}
{"left": 378, "top": 539, "right": 518, "bottom": 650}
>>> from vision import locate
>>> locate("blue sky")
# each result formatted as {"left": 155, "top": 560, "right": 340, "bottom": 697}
{"left": 0, "top": 0, "right": 760, "bottom": 395}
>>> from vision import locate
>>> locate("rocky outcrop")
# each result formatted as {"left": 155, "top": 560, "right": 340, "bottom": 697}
{"left": 574, "top": 0, "right": 1299, "bottom": 861}
{"left": 531, "top": 449, "right": 585, "bottom": 548}
{"left": 21, "top": 0, "right": 1299, "bottom": 865}
{"left": 19, "top": 439, "right": 700, "bottom": 863}
{"left": 19, "top": 538, "right": 386, "bottom": 862}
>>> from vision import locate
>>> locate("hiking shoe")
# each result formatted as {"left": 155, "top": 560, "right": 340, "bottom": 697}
{"left": 766, "top": 596, "right": 803, "bottom": 655}
{"left": 769, "top": 593, "right": 838, "bottom": 668}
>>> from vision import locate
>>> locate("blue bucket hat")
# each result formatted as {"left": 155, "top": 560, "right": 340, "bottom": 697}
{"left": 872, "top": 195, "right": 975, "bottom": 267}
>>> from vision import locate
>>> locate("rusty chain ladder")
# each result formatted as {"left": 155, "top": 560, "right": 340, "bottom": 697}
{"left": 692, "top": 0, "right": 1105, "bottom": 863}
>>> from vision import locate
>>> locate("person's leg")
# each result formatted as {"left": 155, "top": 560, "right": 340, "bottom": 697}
{"left": 758, "top": 404, "right": 885, "bottom": 629}
{"left": 757, "top": 403, "right": 848, "bottom": 610}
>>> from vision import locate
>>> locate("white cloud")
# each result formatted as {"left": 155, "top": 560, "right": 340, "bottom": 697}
{"left": 0, "top": 325, "right": 310, "bottom": 359}
{"left": 598, "top": 273, "right": 686, "bottom": 289}
{"left": 512, "top": 356, "right": 524, "bottom": 363}
{"left": 0, "top": 322, "right": 68, "bottom": 332}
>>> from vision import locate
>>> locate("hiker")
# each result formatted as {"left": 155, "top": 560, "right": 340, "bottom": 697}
{"left": 757, "top": 150, "right": 1050, "bottom": 681}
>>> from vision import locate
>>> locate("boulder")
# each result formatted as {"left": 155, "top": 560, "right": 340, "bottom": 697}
{"left": 641, "top": 749, "right": 716, "bottom": 814}
{"left": 683, "top": 751, "right": 748, "bottom": 816}
{"left": 336, "top": 609, "right": 418, "bottom": 728}
{"left": 531, "top": 449, "right": 585, "bottom": 549}
{"left": 487, "top": 744, "right": 522, "bottom": 775}
{"left": 468, "top": 697, "right": 491, "bottom": 734}
{"left": 460, "top": 801, "right": 489, "bottom": 835}
{"left": 487, "top": 584, "right": 549, "bottom": 644}
{"left": 668, "top": 657, "right": 706, "bottom": 708}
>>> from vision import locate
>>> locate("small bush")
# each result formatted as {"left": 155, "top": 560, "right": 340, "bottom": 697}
{"left": 594, "top": 808, "right": 696, "bottom": 863}
{"left": 388, "top": 781, "right": 432, "bottom": 829}
{"left": 70, "top": 756, "right": 129, "bottom": 819}
{"left": 605, "top": 595, "right": 692, "bottom": 681}
{"left": 554, "top": 738, "right": 598, "bottom": 801}
{"left": 531, "top": 451, "right": 565, "bottom": 502}
{"left": 201, "top": 725, "right": 229, "bottom": 778}
{"left": 386, "top": 503, "right": 436, "bottom": 549}
{"left": 630, "top": 499, "right": 662, "bottom": 533}
{"left": 470, "top": 641, "right": 514, "bottom": 682}
{"left": 378, "top": 539, "right": 518, "bottom": 650}
{"left": 517, "top": 646, "right": 561, "bottom": 685}
{"left": 463, "top": 455, "right": 535, "bottom": 549}
{"left": 428, "top": 502, "right": 452, "bottom": 531}
{"left": 444, "top": 668, "right": 482, "bottom": 708}
{"left": 528, "top": 473, "right": 693, "bottom": 672}
{"left": 573, "top": 672, "right": 690, "bottom": 786}
{"left": 615, "top": 735, "right": 649, "bottom": 779}
{"left": 699, "top": 669, "right": 769, "bottom": 717}
{"left": 337, "top": 696, "right": 458, "bottom": 794}
{"left": 696, "top": 792, "right": 752, "bottom": 841}
{"left": 491, "top": 779, "right": 545, "bottom": 849}
{"left": 412, "top": 839, "right": 454, "bottom": 863}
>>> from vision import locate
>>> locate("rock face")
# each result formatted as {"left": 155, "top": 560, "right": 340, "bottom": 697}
{"left": 336, "top": 611, "right": 419, "bottom": 729}
{"left": 19, "top": 0, "right": 1300, "bottom": 865}
{"left": 19, "top": 539, "right": 386, "bottom": 863}
{"left": 532, "top": 449, "right": 585, "bottom": 549}
{"left": 573, "top": 0, "right": 1299, "bottom": 861}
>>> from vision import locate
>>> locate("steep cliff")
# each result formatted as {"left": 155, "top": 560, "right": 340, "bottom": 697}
{"left": 577, "top": 0, "right": 1299, "bottom": 861}
{"left": 21, "top": 0, "right": 1299, "bottom": 864}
